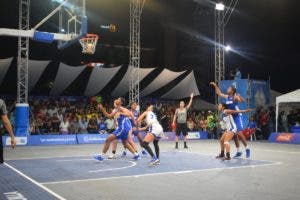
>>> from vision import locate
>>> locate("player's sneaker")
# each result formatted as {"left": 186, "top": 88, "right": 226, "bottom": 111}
{"left": 246, "top": 148, "right": 251, "bottom": 158}
{"left": 148, "top": 156, "right": 160, "bottom": 166}
{"left": 233, "top": 151, "right": 242, "bottom": 158}
{"left": 222, "top": 156, "right": 231, "bottom": 161}
{"left": 216, "top": 154, "right": 225, "bottom": 159}
{"left": 141, "top": 150, "right": 147, "bottom": 156}
{"left": 93, "top": 155, "right": 104, "bottom": 161}
{"left": 132, "top": 154, "right": 141, "bottom": 160}
{"left": 121, "top": 151, "right": 127, "bottom": 157}
{"left": 108, "top": 154, "right": 117, "bottom": 159}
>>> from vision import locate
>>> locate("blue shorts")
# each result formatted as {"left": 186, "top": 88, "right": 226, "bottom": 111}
{"left": 112, "top": 129, "right": 129, "bottom": 141}
{"left": 132, "top": 130, "right": 139, "bottom": 136}
{"left": 112, "top": 120, "right": 132, "bottom": 141}
{"left": 233, "top": 114, "right": 245, "bottom": 132}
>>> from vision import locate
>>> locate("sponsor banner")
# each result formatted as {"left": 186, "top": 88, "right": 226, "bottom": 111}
{"left": 187, "top": 132, "right": 200, "bottom": 139}
{"left": 3, "top": 136, "right": 28, "bottom": 146}
{"left": 77, "top": 134, "right": 108, "bottom": 144}
{"left": 269, "top": 132, "right": 300, "bottom": 144}
{"left": 27, "top": 135, "right": 77, "bottom": 146}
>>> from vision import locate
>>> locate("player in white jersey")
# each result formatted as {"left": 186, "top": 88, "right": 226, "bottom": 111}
{"left": 216, "top": 103, "right": 251, "bottom": 160}
{"left": 137, "top": 105, "right": 163, "bottom": 166}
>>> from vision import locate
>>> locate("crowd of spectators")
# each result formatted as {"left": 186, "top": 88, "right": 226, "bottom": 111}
{"left": 0, "top": 97, "right": 299, "bottom": 139}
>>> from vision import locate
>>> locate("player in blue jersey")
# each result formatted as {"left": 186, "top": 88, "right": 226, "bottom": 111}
{"left": 137, "top": 105, "right": 163, "bottom": 166}
{"left": 216, "top": 103, "right": 251, "bottom": 160}
{"left": 210, "top": 82, "right": 251, "bottom": 158}
{"left": 93, "top": 98, "right": 140, "bottom": 161}
{"left": 121, "top": 102, "right": 147, "bottom": 157}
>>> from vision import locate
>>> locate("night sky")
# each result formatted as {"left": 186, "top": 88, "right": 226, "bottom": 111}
{"left": 0, "top": 0, "right": 299, "bottom": 100}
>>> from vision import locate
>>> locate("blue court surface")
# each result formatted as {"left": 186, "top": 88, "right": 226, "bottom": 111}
{"left": 0, "top": 151, "right": 277, "bottom": 200}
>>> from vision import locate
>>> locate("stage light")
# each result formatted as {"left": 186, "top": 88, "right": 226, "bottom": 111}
{"left": 225, "top": 45, "right": 232, "bottom": 52}
{"left": 215, "top": 3, "right": 225, "bottom": 11}
{"left": 61, "top": 28, "right": 65, "bottom": 33}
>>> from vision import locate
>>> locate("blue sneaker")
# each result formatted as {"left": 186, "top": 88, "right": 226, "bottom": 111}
{"left": 233, "top": 151, "right": 243, "bottom": 158}
{"left": 132, "top": 154, "right": 140, "bottom": 160}
{"left": 148, "top": 156, "right": 160, "bottom": 166}
{"left": 141, "top": 150, "right": 147, "bottom": 156}
{"left": 246, "top": 148, "right": 251, "bottom": 158}
{"left": 121, "top": 151, "right": 127, "bottom": 157}
{"left": 93, "top": 155, "right": 104, "bottom": 161}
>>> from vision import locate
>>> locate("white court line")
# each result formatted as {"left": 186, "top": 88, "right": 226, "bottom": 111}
{"left": 4, "top": 162, "right": 66, "bottom": 200}
{"left": 56, "top": 158, "right": 94, "bottom": 162}
{"left": 89, "top": 161, "right": 137, "bottom": 173}
{"left": 260, "top": 149, "right": 300, "bottom": 154}
{"left": 41, "top": 161, "right": 282, "bottom": 185}
{"left": 6, "top": 154, "right": 92, "bottom": 161}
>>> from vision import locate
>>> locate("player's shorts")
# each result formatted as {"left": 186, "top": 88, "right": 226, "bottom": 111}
{"left": 176, "top": 123, "right": 188, "bottom": 136}
{"left": 112, "top": 120, "right": 131, "bottom": 141}
{"left": 233, "top": 114, "right": 245, "bottom": 132}
{"left": 149, "top": 123, "right": 163, "bottom": 139}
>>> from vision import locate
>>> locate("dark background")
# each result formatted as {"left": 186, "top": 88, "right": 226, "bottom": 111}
{"left": 0, "top": 0, "right": 299, "bottom": 102}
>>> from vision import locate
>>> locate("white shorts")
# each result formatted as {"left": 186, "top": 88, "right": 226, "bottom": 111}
{"left": 149, "top": 124, "right": 163, "bottom": 138}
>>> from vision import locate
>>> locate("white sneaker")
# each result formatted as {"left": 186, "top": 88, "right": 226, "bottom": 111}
{"left": 108, "top": 154, "right": 117, "bottom": 159}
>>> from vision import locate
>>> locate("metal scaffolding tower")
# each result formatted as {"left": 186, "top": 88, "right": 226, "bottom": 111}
{"left": 214, "top": 5, "right": 225, "bottom": 86}
{"left": 17, "top": 0, "right": 30, "bottom": 103}
{"left": 129, "top": 0, "right": 145, "bottom": 105}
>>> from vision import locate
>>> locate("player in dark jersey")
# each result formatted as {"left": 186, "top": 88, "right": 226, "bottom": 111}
{"left": 210, "top": 82, "right": 251, "bottom": 158}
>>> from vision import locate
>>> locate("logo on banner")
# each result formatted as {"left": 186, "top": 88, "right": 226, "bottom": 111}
{"left": 4, "top": 191, "right": 27, "bottom": 200}
{"left": 276, "top": 133, "right": 294, "bottom": 142}
{"left": 6, "top": 137, "right": 27, "bottom": 146}
{"left": 187, "top": 132, "right": 200, "bottom": 139}
{"left": 83, "top": 136, "right": 106, "bottom": 142}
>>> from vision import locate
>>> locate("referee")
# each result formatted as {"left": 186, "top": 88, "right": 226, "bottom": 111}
{"left": 172, "top": 93, "right": 194, "bottom": 149}
{"left": 0, "top": 99, "right": 16, "bottom": 164}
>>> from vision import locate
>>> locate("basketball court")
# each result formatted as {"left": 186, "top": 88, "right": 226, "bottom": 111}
{"left": 1, "top": 140, "right": 299, "bottom": 200}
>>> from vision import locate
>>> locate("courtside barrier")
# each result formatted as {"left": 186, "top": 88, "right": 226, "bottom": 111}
{"left": 268, "top": 132, "right": 300, "bottom": 144}
{"left": 1, "top": 131, "right": 208, "bottom": 147}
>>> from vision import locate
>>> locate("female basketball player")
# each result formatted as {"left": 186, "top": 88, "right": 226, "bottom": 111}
{"left": 137, "top": 105, "right": 163, "bottom": 166}
{"left": 172, "top": 93, "right": 194, "bottom": 149}
{"left": 216, "top": 103, "right": 251, "bottom": 160}
{"left": 93, "top": 98, "right": 140, "bottom": 161}
{"left": 210, "top": 82, "right": 251, "bottom": 158}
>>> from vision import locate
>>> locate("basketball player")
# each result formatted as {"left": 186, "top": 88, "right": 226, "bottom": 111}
{"left": 137, "top": 105, "right": 163, "bottom": 166}
{"left": 210, "top": 82, "right": 251, "bottom": 158}
{"left": 216, "top": 103, "right": 251, "bottom": 160}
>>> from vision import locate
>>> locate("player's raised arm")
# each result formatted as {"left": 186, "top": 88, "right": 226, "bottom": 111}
{"left": 224, "top": 108, "right": 252, "bottom": 115}
{"left": 137, "top": 110, "right": 148, "bottom": 123}
{"left": 210, "top": 82, "right": 228, "bottom": 98}
{"left": 186, "top": 92, "right": 194, "bottom": 109}
{"left": 98, "top": 103, "right": 116, "bottom": 119}
{"left": 234, "top": 93, "right": 245, "bottom": 103}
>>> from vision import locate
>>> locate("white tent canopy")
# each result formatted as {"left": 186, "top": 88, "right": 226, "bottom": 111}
{"left": 84, "top": 66, "right": 121, "bottom": 96}
{"left": 28, "top": 60, "right": 49, "bottom": 92}
{"left": 0, "top": 57, "right": 13, "bottom": 85}
{"left": 276, "top": 89, "right": 300, "bottom": 131}
{"left": 161, "top": 71, "right": 200, "bottom": 99}
{"left": 50, "top": 63, "right": 86, "bottom": 96}
{"left": 112, "top": 68, "right": 155, "bottom": 97}
{"left": 141, "top": 69, "right": 186, "bottom": 97}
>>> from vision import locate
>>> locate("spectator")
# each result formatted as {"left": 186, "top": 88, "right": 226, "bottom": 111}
{"left": 87, "top": 116, "right": 98, "bottom": 133}
{"left": 279, "top": 111, "right": 288, "bottom": 132}
{"left": 51, "top": 113, "right": 61, "bottom": 133}
{"left": 42, "top": 113, "right": 52, "bottom": 133}
{"left": 187, "top": 117, "right": 195, "bottom": 131}
{"left": 79, "top": 116, "right": 88, "bottom": 133}
{"left": 234, "top": 68, "right": 241, "bottom": 80}
{"left": 105, "top": 117, "right": 114, "bottom": 133}
{"left": 259, "top": 110, "right": 269, "bottom": 139}
{"left": 59, "top": 117, "right": 70, "bottom": 134}
{"left": 268, "top": 106, "right": 276, "bottom": 133}
{"left": 287, "top": 110, "right": 296, "bottom": 131}
{"left": 69, "top": 117, "right": 79, "bottom": 134}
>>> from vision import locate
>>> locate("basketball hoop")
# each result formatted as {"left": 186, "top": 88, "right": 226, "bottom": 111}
{"left": 79, "top": 34, "right": 99, "bottom": 54}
